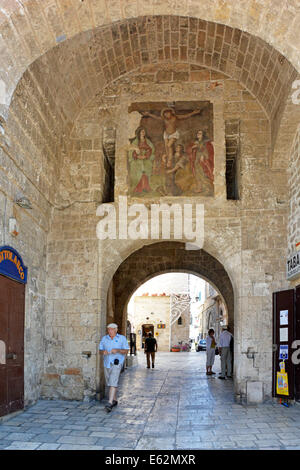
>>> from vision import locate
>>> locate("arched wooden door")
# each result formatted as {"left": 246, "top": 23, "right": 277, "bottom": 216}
{"left": 0, "top": 275, "right": 25, "bottom": 417}
{"left": 0, "top": 246, "right": 27, "bottom": 418}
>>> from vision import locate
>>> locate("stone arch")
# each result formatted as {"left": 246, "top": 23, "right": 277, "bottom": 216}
{"left": 2, "top": 14, "right": 296, "bottom": 208}
{"left": 109, "top": 241, "right": 234, "bottom": 334}
{"left": 9, "top": 15, "right": 297, "bottom": 129}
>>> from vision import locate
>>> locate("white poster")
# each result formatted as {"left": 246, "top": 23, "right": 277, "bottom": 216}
{"left": 0, "top": 340, "right": 6, "bottom": 364}
{"left": 280, "top": 310, "right": 288, "bottom": 326}
{"left": 280, "top": 328, "right": 288, "bottom": 342}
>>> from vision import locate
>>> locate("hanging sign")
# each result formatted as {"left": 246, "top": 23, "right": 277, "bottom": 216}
{"left": 0, "top": 245, "right": 27, "bottom": 284}
{"left": 287, "top": 251, "right": 300, "bottom": 280}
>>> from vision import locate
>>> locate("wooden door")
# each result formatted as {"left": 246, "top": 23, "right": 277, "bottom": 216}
{"left": 272, "top": 289, "right": 295, "bottom": 399}
{"left": 295, "top": 286, "right": 300, "bottom": 401}
{"left": 0, "top": 274, "right": 25, "bottom": 417}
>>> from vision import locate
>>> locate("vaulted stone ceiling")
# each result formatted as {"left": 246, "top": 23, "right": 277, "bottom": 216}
{"left": 1, "top": 0, "right": 300, "bottom": 120}
{"left": 11, "top": 16, "right": 298, "bottom": 143}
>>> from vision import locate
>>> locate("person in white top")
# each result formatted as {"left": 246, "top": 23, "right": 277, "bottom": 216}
{"left": 218, "top": 326, "right": 233, "bottom": 379}
{"left": 206, "top": 329, "right": 217, "bottom": 376}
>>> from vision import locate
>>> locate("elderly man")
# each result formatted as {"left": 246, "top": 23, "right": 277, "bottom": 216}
{"left": 99, "top": 323, "right": 129, "bottom": 412}
{"left": 218, "top": 326, "right": 233, "bottom": 380}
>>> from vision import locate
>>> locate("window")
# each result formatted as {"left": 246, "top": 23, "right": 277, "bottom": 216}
{"left": 102, "top": 126, "right": 116, "bottom": 203}
{"left": 225, "top": 120, "right": 240, "bottom": 200}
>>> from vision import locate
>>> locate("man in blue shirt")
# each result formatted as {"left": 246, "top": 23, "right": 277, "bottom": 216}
{"left": 99, "top": 323, "right": 129, "bottom": 412}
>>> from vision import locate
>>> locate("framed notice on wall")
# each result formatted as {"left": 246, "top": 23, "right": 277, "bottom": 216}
{"left": 273, "top": 288, "right": 296, "bottom": 400}
{"left": 280, "top": 328, "right": 288, "bottom": 342}
{"left": 280, "top": 310, "right": 288, "bottom": 326}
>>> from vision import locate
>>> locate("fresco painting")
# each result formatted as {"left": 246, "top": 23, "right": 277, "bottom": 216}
{"left": 127, "top": 101, "right": 214, "bottom": 197}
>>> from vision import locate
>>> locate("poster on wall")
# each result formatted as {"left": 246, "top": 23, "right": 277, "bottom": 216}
{"left": 276, "top": 372, "right": 289, "bottom": 396}
{"left": 127, "top": 101, "right": 214, "bottom": 197}
{"left": 280, "top": 310, "right": 288, "bottom": 326}
{"left": 276, "top": 360, "right": 289, "bottom": 396}
{"left": 279, "top": 328, "right": 288, "bottom": 342}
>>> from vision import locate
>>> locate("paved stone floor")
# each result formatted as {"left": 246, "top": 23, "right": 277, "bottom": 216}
{"left": 1, "top": 351, "right": 300, "bottom": 450}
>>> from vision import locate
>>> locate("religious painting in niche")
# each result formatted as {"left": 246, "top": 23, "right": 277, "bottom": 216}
{"left": 127, "top": 101, "right": 214, "bottom": 197}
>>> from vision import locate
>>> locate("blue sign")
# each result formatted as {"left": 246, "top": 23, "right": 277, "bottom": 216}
{"left": 0, "top": 245, "right": 27, "bottom": 284}
{"left": 279, "top": 345, "right": 289, "bottom": 360}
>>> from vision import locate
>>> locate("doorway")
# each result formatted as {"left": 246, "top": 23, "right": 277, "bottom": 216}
{"left": 104, "top": 242, "right": 235, "bottom": 398}
{"left": 273, "top": 286, "right": 300, "bottom": 401}
{"left": 0, "top": 274, "right": 25, "bottom": 417}
{"left": 142, "top": 324, "right": 154, "bottom": 349}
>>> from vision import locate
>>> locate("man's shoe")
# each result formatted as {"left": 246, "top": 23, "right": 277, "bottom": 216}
{"left": 211, "top": 371, "right": 216, "bottom": 375}
{"left": 218, "top": 376, "right": 225, "bottom": 380}
{"left": 105, "top": 403, "right": 113, "bottom": 412}
{"left": 112, "top": 400, "right": 118, "bottom": 407}
{"left": 147, "top": 366, "right": 150, "bottom": 368}
{"left": 152, "top": 364, "right": 155, "bottom": 368}
{"left": 226, "top": 376, "right": 232, "bottom": 379}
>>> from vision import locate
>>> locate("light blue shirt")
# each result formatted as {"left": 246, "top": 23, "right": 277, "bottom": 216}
{"left": 99, "top": 333, "right": 129, "bottom": 368}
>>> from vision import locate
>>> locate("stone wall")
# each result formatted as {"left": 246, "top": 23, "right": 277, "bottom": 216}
{"left": 132, "top": 295, "right": 171, "bottom": 351}
{"left": 0, "top": 67, "right": 57, "bottom": 406}
{"left": 170, "top": 295, "right": 190, "bottom": 348}
{"left": 37, "top": 63, "right": 290, "bottom": 401}
{"left": 0, "top": 9, "right": 297, "bottom": 405}
{"left": 42, "top": 202, "right": 101, "bottom": 401}
{"left": 288, "top": 123, "right": 300, "bottom": 287}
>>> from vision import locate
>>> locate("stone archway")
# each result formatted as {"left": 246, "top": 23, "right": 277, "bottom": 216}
{"left": 0, "top": 5, "right": 296, "bottom": 407}
{"left": 110, "top": 242, "right": 234, "bottom": 334}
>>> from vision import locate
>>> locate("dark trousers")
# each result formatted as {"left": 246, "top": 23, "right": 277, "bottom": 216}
{"left": 146, "top": 351, "right": 155, "bottom": 367}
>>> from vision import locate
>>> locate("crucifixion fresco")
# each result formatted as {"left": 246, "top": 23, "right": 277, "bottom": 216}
{"left": 127, "top": 101, "right": 214, "bottom": 197}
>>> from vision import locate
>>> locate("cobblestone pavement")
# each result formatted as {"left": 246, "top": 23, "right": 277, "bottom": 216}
{"left": 1, "top": 351, "right": 300, "bottom": 450}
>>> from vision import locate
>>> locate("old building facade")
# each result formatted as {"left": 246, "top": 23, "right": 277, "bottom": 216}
{"left": 0, "top": 1, "right": 300, "bottom": 414}
{"left": 128, "top": 273, "right": 197, "bottom": 351}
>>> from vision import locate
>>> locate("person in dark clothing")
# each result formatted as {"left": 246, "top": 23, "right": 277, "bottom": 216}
{"left": 144, "top": 332, "right": 158, "bottom": 368}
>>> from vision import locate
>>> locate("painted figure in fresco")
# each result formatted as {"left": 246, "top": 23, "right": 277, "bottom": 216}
{"left": 186, "top": 129, "right": 214, "bottom": 193}
{"left": 128, "top": 127, "right": 155, "bottom": 194}
{"left": 166, "top": 144, "right": 194, "bottom": 194}
{"left": 141, "top": 107, "right": 202, "bottom": 170}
